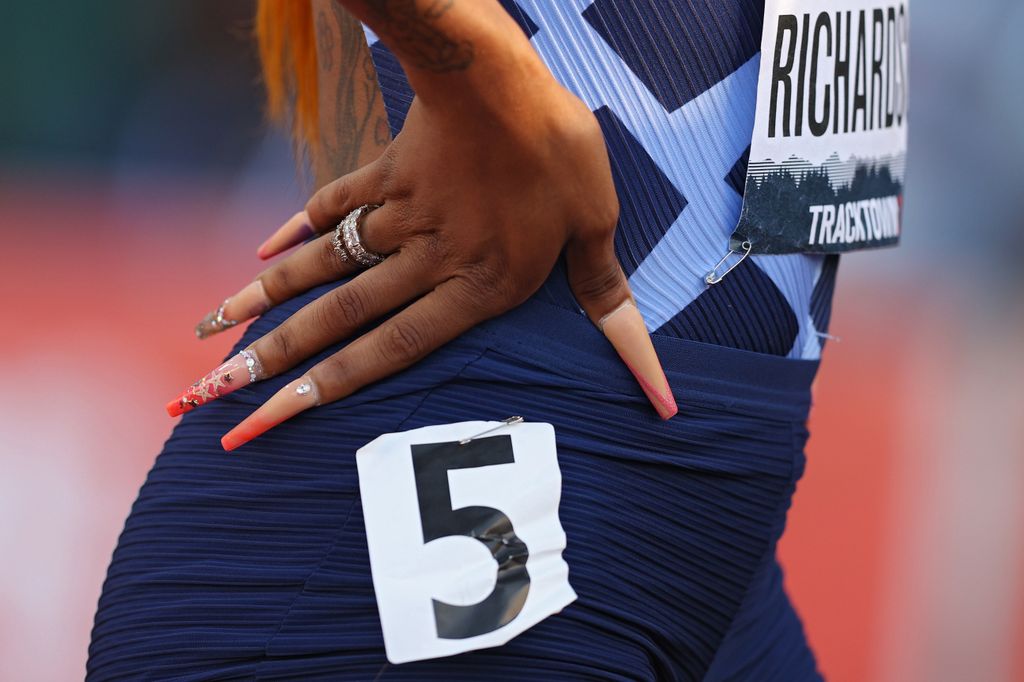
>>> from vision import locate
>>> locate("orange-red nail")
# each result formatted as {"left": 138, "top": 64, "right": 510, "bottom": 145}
{"left": 221, "top": 376, "right": 320, "bottom": 451}
{"left": 598, "top": 299, "right": 678, "bottom": 420}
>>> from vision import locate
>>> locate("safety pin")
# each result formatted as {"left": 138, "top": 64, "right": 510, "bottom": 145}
{"left": 459, "top": 416, "right": 525, "bottom": 445}
{"left": 705, "top": 240, "right": 753, "bottom": 285}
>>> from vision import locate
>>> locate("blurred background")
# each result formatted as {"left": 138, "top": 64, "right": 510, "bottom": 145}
{"left": 1, "top": 1, "right": 1021, "bottom": 680}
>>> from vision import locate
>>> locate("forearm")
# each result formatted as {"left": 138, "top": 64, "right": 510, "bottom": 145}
{"left": 311, "top": 0, "right": 391, "bottom": 188}
{"left": 337, "top": 0, "right": 559, "bottom": 115}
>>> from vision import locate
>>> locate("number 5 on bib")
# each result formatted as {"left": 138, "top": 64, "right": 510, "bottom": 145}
{"left": 356, "top": 420, "right": 577, "bottom": 664}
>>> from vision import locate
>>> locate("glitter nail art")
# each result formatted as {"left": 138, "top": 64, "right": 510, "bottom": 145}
{"left": 194, "top": 281, "right": 272, "bottom": 340}
{"left": 166, "top": 349, "right": 266, "bottom": 417}
{"left": 195, "top": 300, "right": 238, "bottom": 340}
{"left": 239, "top": 349, "right": 263, "bottom": 385}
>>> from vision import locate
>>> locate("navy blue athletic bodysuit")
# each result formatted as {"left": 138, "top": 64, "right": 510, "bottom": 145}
{"left": 87, "top": 2, "right": 831, "bottom": 679}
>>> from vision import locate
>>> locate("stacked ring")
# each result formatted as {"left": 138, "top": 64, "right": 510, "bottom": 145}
{"left": 332, "top": 204, "right": 384, "bottom": 268}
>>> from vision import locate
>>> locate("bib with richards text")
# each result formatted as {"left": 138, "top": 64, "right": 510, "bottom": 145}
{"left": 730, "top": 0, "right": 909, "bottom": 255}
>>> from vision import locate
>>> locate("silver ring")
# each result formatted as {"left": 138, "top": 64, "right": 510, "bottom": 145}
{"left": 331, "top": 224, "right": 350, "bottom": 263}
{"left": 339, "top": 204, "right": 385, "bottom": 268}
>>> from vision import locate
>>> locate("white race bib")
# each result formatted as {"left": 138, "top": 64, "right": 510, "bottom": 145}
{"left": 731, "top": 0, "right": 910, "bottom": 254}
{"left": 356, "top": 420, "right": 577, "bottom": 664}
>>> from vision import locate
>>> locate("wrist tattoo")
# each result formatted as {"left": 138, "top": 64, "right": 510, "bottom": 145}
{"left": 363, "top": 0, "right": 474, "bottom": 72}
{"left": 318, "top": 4, "right": 390, "bottom": 178}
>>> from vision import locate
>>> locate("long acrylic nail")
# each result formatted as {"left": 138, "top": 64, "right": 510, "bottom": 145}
{"left": 166, "top": 349, "right": 264, "bottom": 417}
{"left": 257, "top": 211, "right": 315, "bottom": 260}
{"left": 195, "top": 280, "right": 271, "bottom": 340}
{"left": 221, "top": 376, "right": 320, "bottom": 451}
{"left": 598, "top": 300, "right": 678, "bottom": 420}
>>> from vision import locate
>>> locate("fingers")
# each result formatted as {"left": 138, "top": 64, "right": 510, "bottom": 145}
{"left": 221, "top": 276, "right": 489, "bottom": 451}
{"left": 596, "top": 299, "right": 678, "bottom": 420}
{"left": 258, "top": 232, "right": 366, "bottom": 306}
{"left": 194, "top": 280, "right": 273, "bottom": 340}
{"left": 168, "top": 246, "right": 439, "bottom": 418}
{"left": 306, "top": 162, "right": 384, "bottom": 235}
{"left": 196, "top": 205, "right": 403, "bottom": 341}
{"left": 256, "top": 211, "right": 315, "bottom": 261}
{"left": 565, "top": 233, "right": 678, "bottom": 420}
{"left": 195, "top": 240, "right": 353, "bottom": 342}
{"left": 310, "top": 276, "right": 486, "bottom": 400}
{"left": 248, "top": 245, "right": 435, "bottom": 378}
{"left": 257, "top": 161, "right": 383, "bottom": 260}
{"left": 220, "top": 375, "right": 320, "bottom": 452}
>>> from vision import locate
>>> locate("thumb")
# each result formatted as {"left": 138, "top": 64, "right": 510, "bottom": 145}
{"left": 565, "top": 234, "right": 678, "bottom": 420}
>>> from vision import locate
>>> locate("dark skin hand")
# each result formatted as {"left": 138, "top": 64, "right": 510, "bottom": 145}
{"left": 169, "top": 0, "right": 677, "bottom": 449}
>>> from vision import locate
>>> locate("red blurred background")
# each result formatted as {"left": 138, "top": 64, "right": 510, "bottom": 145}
{"left": 2, "top": 1, "right": 1022, "bottom": 680}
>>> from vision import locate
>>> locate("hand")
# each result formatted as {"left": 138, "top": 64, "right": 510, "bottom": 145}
{"left": 168, "top": 82, "right": 677, "bottom": 451}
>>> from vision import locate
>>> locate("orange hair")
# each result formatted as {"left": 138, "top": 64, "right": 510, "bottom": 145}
{"left": 255, "top": 0, "right": 320, "bottom": 152}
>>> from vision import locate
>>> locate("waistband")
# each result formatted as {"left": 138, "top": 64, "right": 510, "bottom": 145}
{"left": 465, "top": 261, "right": 820, "bottom": 421}
{"left": 264, "top": 261, "right": 820, "bottom": 421}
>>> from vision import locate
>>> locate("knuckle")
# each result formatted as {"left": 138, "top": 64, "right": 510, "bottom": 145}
{"left": 266, "top": 328, "right": 296, "bottom": 369}
{"left": 573, "top": 260, "right": 624, "bottom": 301}
{"left": 379, "top": 319, "right": 428, "bottom": 364}
{"left": 376, "top": 147, "right": 402, "bottom": 194}
{"left": 329, "top": 286, "right": 368, "bottom": 331}
{"left": 413, "top": 230, "right": 447, "bottom": 263}
{"left": 256, "top": 267, "right": 288, "bottom": 303}
{"left": 311, "top": 354, "right": 352, "bottom": 395}
{"left": 458, "top": 264, "right": 513, "bottom": 312}
{"left": 305, "top": 180, "right": 346, "bottom": 223}
{"left": 491, "top": 269, "right": 523, "bottom": 307}
{"left": 459, "top": 259, "right": 494, "bottom": 289}
{"left": 308, "top": 298, "right": 337, "bottom": 336}
{"left": 461, "top": 259, "right": 498, "bottom": 286}
{"left": 328, "top": 178, "right": 351, "bottom": 208}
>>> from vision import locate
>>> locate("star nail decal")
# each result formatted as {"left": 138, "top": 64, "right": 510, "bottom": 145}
{"left": 167, "top": 351, "right": 264, "bottom": 418}
{"left": 207, "top": 368, "right": 230, "bottom": 393}
{"left": 192, "top": 382, "right": 215, "bottom": 402}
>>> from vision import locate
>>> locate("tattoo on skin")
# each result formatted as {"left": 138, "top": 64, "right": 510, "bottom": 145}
{"left": 317, "top": 9, "right": 335, "bottom": 72}
{"left": 363, "top": 0, "right": 475, "bottom": 72}
{"left": 315, "top": 4, "right": 391, "bottom": 183}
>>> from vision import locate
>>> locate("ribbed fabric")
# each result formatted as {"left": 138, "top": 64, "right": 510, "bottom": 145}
{"left": 88, "top": 2, "right": 828, "bottom": 679}
{"left": 365, "top": 0, "right": 840, "bottom": 360}
{"left": 87, "top": 265, "right": 822, "bottom": 680}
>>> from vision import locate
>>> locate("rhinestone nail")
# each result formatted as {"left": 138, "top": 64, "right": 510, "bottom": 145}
{"left": 239, "top": 349, "right": 262, "bottom": 384}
